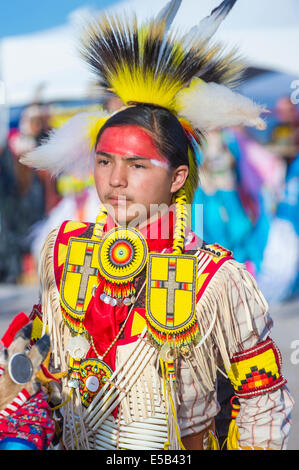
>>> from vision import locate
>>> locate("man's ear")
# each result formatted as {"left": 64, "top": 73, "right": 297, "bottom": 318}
{"left": 170, "top": 165, "right": 189, "bottom": 194}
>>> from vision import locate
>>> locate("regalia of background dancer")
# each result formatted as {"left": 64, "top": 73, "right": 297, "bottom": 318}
{"left": 0, "top": 0, "right": 294, "bottom": 450}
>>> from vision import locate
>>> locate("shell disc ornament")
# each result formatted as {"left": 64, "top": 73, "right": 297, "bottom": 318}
{"left": 98, "top": 227, "right": 148, "bottom": 306}
{"left": 79, "top": 358, "right": 114, "bottom": 407}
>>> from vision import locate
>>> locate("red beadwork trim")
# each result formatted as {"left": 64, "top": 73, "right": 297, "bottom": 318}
{"left": 235, "top": 376, "right": 287, "bottom": 398}
{"left": 230, "top": 338, "right": 281, "bottom": 363}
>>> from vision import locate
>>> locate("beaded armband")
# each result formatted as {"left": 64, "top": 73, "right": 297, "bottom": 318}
{"left": 227, "top": 338, "right": 287, "bottom": 398}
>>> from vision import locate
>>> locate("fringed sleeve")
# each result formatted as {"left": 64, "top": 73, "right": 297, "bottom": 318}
{"left": 208, "top": 259, "right": 294, "bottom": 450}
{"left": 214, "top": 259, "right": 273, "bottom": 355}
{"left": 178, "top": 258, "right": 294, "bottom": 448}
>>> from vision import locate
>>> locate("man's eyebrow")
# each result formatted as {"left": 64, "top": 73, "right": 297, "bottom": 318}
{"left": 125, "top": 156, "right": 148, "bottom": 162}
{"left": 96, "top": 152, "right": 149, "bottom": 162}
{"left": 96, "top": 151, "right": 113, "bottom": 158}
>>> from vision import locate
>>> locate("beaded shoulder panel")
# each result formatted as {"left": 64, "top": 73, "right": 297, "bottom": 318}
{"left": 189, "top": 241, "right": 234, "bottom": 303}
{"left": 53, "top": 220, "right": 97, "bottom": 335}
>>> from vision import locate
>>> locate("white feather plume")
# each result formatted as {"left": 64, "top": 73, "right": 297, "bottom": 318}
{"left": 20, "top": 110, "right": 108, "bottom": 178}
{"left": 176, "top": 79, "right": 267, "bottom": 132}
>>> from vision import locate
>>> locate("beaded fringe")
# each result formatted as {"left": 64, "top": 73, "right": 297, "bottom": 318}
{"left": 188, "top": 257, "right": 268, "bottom": 394}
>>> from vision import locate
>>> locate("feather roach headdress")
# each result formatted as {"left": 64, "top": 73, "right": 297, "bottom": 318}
{"left": 21, "top": 0, "right": 267, "bottom": 202}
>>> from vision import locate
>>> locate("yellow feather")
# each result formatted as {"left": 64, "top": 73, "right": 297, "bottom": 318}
{"left": 86, "top": 116, "right": 108, "bottom": 150}
{"left": 110, "top": 66, "right": 183, "bottom": 111}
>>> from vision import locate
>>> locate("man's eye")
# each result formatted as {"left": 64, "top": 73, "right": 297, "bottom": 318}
{"left": 132, "top": 163, "right": 145, "bottom": 169}
{"left": 97, "top": 159, "right": 110, "bottom": 166}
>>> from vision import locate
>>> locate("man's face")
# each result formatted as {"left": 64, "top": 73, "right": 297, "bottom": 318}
{"left": 94, "top": 125, "right": 188, "bottom": 226}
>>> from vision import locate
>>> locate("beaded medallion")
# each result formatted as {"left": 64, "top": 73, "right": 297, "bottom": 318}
{"left": 79, "top": 358, "right": 114, "bottom": 407}
{"left": 98, "top": 227, "right": 148, "bottom": 306}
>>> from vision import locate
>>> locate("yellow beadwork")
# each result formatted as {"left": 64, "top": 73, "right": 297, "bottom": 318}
{"left": 31, "top": 315, "right": 44, "bottom": 342}
{"left": 172, "top": 189, "right": 188, "bottom": 255}
{"left": 226, "top": 338, "right": 286, "bottom": 399}
{"left": 92, "top": 205, "right": 108, "bottom": 240}
{"left": 227, "top": 348, "right": 280, "bottom": 394}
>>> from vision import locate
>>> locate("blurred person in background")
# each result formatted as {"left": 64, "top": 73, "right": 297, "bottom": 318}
{"left": 192, "top": 127, "right": 284, "bottom": 276}
{"left": 29, "top": 173, "right": 99, "bottom": 265}
{"left": 10, "top": 103, "right": 60, "bottom": 213}
{"left": 0, "top": 96, "right": 23, "bottom": 282}
{"left": 0, "top": 140, "right": 22, "bottom": 283}
{"left": 193, "top": 130, "right": 256, "bottom": 269}
{"left": 267, "top": 97, "right": 299, "bottom": 168}
{"left": 192, "top": 122, "right": 299, "bottom": 306}
{"left": 8, "top": 104, "right": 59, "bottom": 284}
{"left": 257, "top": 150, "right": 299, "bottom": 304}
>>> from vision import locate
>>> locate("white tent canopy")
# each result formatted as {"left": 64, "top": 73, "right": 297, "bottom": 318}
{"left": 0, "top": 23, "right": 92, "bottom": 106}
{"left": 1, "top": 0, "right": 298, "bottom": 107}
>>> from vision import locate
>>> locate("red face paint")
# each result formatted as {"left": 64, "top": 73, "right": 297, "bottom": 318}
{"left": 96, "top": 125, "right": 168, "bottom": 165}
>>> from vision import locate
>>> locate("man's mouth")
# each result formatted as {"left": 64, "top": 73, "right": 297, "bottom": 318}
{"left": 106, "top": 195, "right": 130, "bottom": 205}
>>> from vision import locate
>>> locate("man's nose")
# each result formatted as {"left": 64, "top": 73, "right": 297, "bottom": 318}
{"left": 109, "top": 163, "right": 127, "bottom": 187}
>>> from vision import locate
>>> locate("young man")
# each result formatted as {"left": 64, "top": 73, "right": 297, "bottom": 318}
{"left": 0, "top": 0, "right": 294, "bottom": 450}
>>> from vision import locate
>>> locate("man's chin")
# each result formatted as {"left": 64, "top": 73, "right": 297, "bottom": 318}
{"left": 115, "top": 212, "right": 150, "bottom": 229}
{"left": 115, "top": 215, "right": 143, "bottom": 227}
{"left": 103, "top": 201, "right": 153, "bottom": 228}
{"left": 109, "top": 209, "right": 133, "bottom": 227}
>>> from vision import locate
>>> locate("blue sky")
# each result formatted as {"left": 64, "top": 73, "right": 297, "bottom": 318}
{"left": 0, "top": 0, "right": 120, "bottom": 38}
{"left": 1, "top": 0, "right": 298, "bottom": 39}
